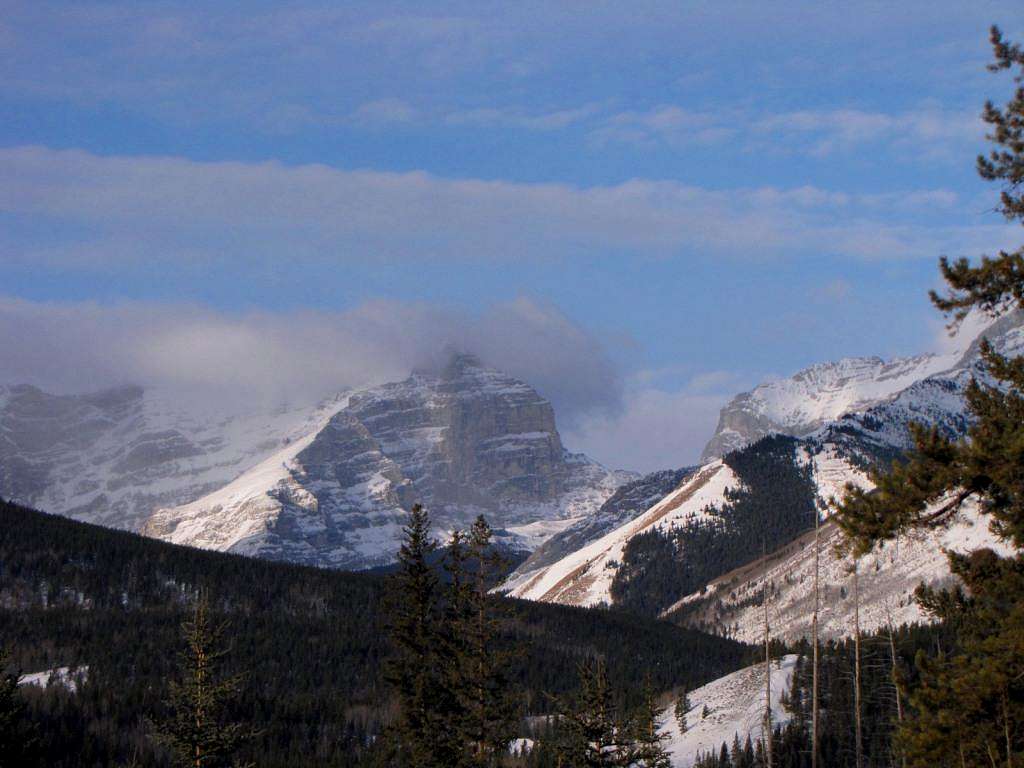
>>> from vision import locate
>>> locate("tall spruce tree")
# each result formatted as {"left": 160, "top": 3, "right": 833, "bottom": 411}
{"left": 835, "top": 25, "right": 1024, "bottom": 768}
{"left": 150, "top": 594, "right": 253, "bottom": 768}
{"left": 674, "top": 687, "right": 691, "bottom": 734}
{"left": 626, "top": 678, "right": 673, "bottom": 768}
{"left": 384, "top": 504, "right": 461, "bottom": 768}
{"left": 557, "top": 658, "right": 630, "bottom": 767}
{"left": 449, "top": 515, "right": 519, "bottom": 767}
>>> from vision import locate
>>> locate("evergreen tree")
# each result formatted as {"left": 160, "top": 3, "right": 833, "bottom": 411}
{"left": 674, "top": 687, "right": 690, "bottom": 734}
{"left": 384, "top": 504, "right": 460, "bottom": 768}
{"left": 730, "top": 734, "right": 743, "bottom": 767}
{"left": 741, "top": 736, "right": 755, "bottom": 768}
{"left": 452, "top": 515, "right": 519, "bottom": 767}
{"left": 557, "top": 658, "right": 629, "bottom": 767}
{"left": 834, "top": 25, "right": 1024, "bottom": 768}
{"left": 0, "top": 647, "right": 38, "bottom": 768}
{"left": 626, "top": 678, "right": 672, "bottom": 768}
{"left": 150, "top": 595, "right": 253, "bottom": 768}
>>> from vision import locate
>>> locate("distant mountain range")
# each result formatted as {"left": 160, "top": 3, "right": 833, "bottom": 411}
{"left": 0, "top": 353, "right": 627, "bottom": 569}
{"left": 5, "top": 310, "right": 1023, "bottom": 636}
{"left": 700, "top": 309, "right": 1019, "bottom": 460}
{"left": 498, "top": 309, "right": 1024, "bottom": 642}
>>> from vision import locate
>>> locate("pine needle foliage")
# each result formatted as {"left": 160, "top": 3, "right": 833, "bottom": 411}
{"left": 556, "top": 658, "right": 631, "bottom": 767}
{"left": 150, "top": 594, "right": 253, "bottom": 768}
{"left": 0, "top": 647, "right": 38, "bottom": 768}
{"left": 834, "top": 25, "right": 1024, "bottom": 768}
{"left": 626, "top": 678, "right": 673, "bottom": 768}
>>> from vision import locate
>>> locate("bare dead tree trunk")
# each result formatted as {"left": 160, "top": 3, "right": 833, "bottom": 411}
{"left": 812, "top": 509, "right": 820, "bottom": 768}
{"left": 887, "top": 616, "right": 906, "bottom": 768}
{"left": 763, "top": 539, "right": 773, "bottom": 768}
{"left": 854, "top": 559, "right": 863, "bottom": 768}
{"left": 1004, "top": 686, "right": 1013, "bottom": 768}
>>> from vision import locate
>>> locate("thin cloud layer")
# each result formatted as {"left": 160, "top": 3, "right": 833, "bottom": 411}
{"left": 0, "top": 295, "right": 623, "bottom": 431}
{"left": 1, "top": 146, "right": 1014, "bottom": 268}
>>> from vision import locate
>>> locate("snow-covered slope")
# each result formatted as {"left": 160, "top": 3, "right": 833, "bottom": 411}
{"left": 19, "top": 666, "right": 88, "bottom": 694}
{"left": 701, "top": 309, "right": 1024, "bottom": 460}
{"left": 2, "top": 354, "right": 627, "bottom": 570}
{"left": 663, "top": 499, "right": 1011, "bottom": 644}
{"left": 143, "top": 354, "right": 628, "bottom": 569}
{"left": 510, "top": 467, "right": 696, "bottom": 584}
{"left": 0, "top": 383, "right": 344, "bottom": 531}
{"left": 662, "top": 655, "right": 799, "bottom": 768}
{"left": 501, "top": 312, "right": 1021, "bottom": 640}
{"left": 498, "top": 461, "right": 736, "bottom": 606}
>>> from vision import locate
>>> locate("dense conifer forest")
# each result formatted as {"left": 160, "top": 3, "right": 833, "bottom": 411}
{"left": 0, "top": 498, "right": 752, "bottom": 766}
{"left": 692, "top": 623, "right": 956, "bottom": 768}
{"left": 611, "top": 436, "right": 818, "bottom": 617}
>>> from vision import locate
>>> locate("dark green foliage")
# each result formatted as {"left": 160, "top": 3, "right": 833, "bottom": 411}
{"left": 150, "top": 595, "right": 254, "bottom": 767}
{"left": 626, "top": 679, "right": 673, "bottom": 768}
{"left": 673, "top": 687, "right": 690, "bottom": 734}
{"left": 611, "top": 435, "right": 816, "bottom": 616}
{"left": 693, "top": 624, "right": 952, "bottom": 768}
{"left": 0, "top": 646, "right": 38, "bottom": 768}
{"left": 553, "top": 658, "right": 629, "bottom": 767}
{"left": 834, "top": 25, "right": 1024, "bottom": 768}
{"left": 0, "top": 498, "right": 752, "bottom": 766}
{"left": 381, "top": 508, "right": 521, "bottom": 767}
{"left": 382, "top": 503, "right": 459, "bottom": 767}
{"left": 895, "top": 552, "right": 1024, "bottom": 766}
{"left": 534, "top": 666, "right": 675, "bottom": 767}
{"left": 451, "top": 516, "right": 520, "bottom": 766}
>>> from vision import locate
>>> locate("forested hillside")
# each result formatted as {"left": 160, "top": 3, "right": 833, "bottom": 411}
{"left": 610, "top": 436, "right": 817, "bottom": 617}
{"left": 0, "top": 498, "right": 751, "bottom": 767}
{"left": 691, "top": 623, "right": 956, "bottom": 768}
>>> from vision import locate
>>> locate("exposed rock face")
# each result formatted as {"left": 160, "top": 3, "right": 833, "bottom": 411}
{"left": 500, "top": 312, "right": 1024, "bottom": 643}
{"left": 0, "top": 384, "right": 332, "bottom": 530}
{"left": 142, "top": 354, "right": 628, "bottom": 569}
{"left": 701, "top": 309, "right": 1024, "bottom": 461}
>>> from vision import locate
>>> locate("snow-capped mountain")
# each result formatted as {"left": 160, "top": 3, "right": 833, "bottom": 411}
{"left": 700, "top": 309, "right": 1024, "bottom": 461}
{"left": 0, "top": 383, "right": 341, "bottom": 531}
{"left": 142, "top": 354, "right": 629, "bottom": 569}
{"left": 499, "top": 310, "right": 1023, "bottom": 642}
{"left": 1, "top": 354, "right": 628, "bottom": 570}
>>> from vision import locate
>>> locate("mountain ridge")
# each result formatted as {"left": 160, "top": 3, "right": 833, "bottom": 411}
{"left": 499, "top": 309, "right": 1024, "bottom": 643}
{"left": 1, "top": 354, "right": 630, "bottom": 570}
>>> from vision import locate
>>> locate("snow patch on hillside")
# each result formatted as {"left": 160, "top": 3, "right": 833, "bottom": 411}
{"left": 142, "top": 396, "right": 349, "bottom": 551}
{"left": 19, "top": 666, "right": 88, "bottom": 693}
{"left": 664, "top": 499, "right": 1011, "bottom": 644}
{"left": 498, "top": 461, "right": 737, "bottom": 606}
{"left": 662, "top": 655, "right": 799, "bottom": 767}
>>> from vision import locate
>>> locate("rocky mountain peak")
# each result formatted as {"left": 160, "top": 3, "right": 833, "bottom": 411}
{"left": 132, "top": 358, "right": 625, "bottom": 569}
{"left": 700, "top": 309, "right": 1024, "bottom": 461}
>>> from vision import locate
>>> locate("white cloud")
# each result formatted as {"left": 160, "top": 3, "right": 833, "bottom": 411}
{"left": 443, "top": 103, "right": 602, "bottom": 131}
{"left": 0, "top": 145, "right": 1011, "bottom": 267}
{"left": 351, "top": 98, "right": 420, "bottom": 125}
{"left": 751, "top": 107, "right": 983, "bottom": 157}
{"left": 566, "top": 387, "right": 730, "bottom": 472}
{"left": 0, "top": 292, "right": 754, "bottom": 471}
{"left": 0, "top": 295, "right": 622, "bottom": 430}
{"left": 565, "top": 369, "right": 750, "bottom": 471}
{"left": 591, "top": 105, "right": 983, "bottom": 158}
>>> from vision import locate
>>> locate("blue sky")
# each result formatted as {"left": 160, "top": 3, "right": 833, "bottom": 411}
{"left": 1, "top": 1, "right": 1021, "bottom": 470}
